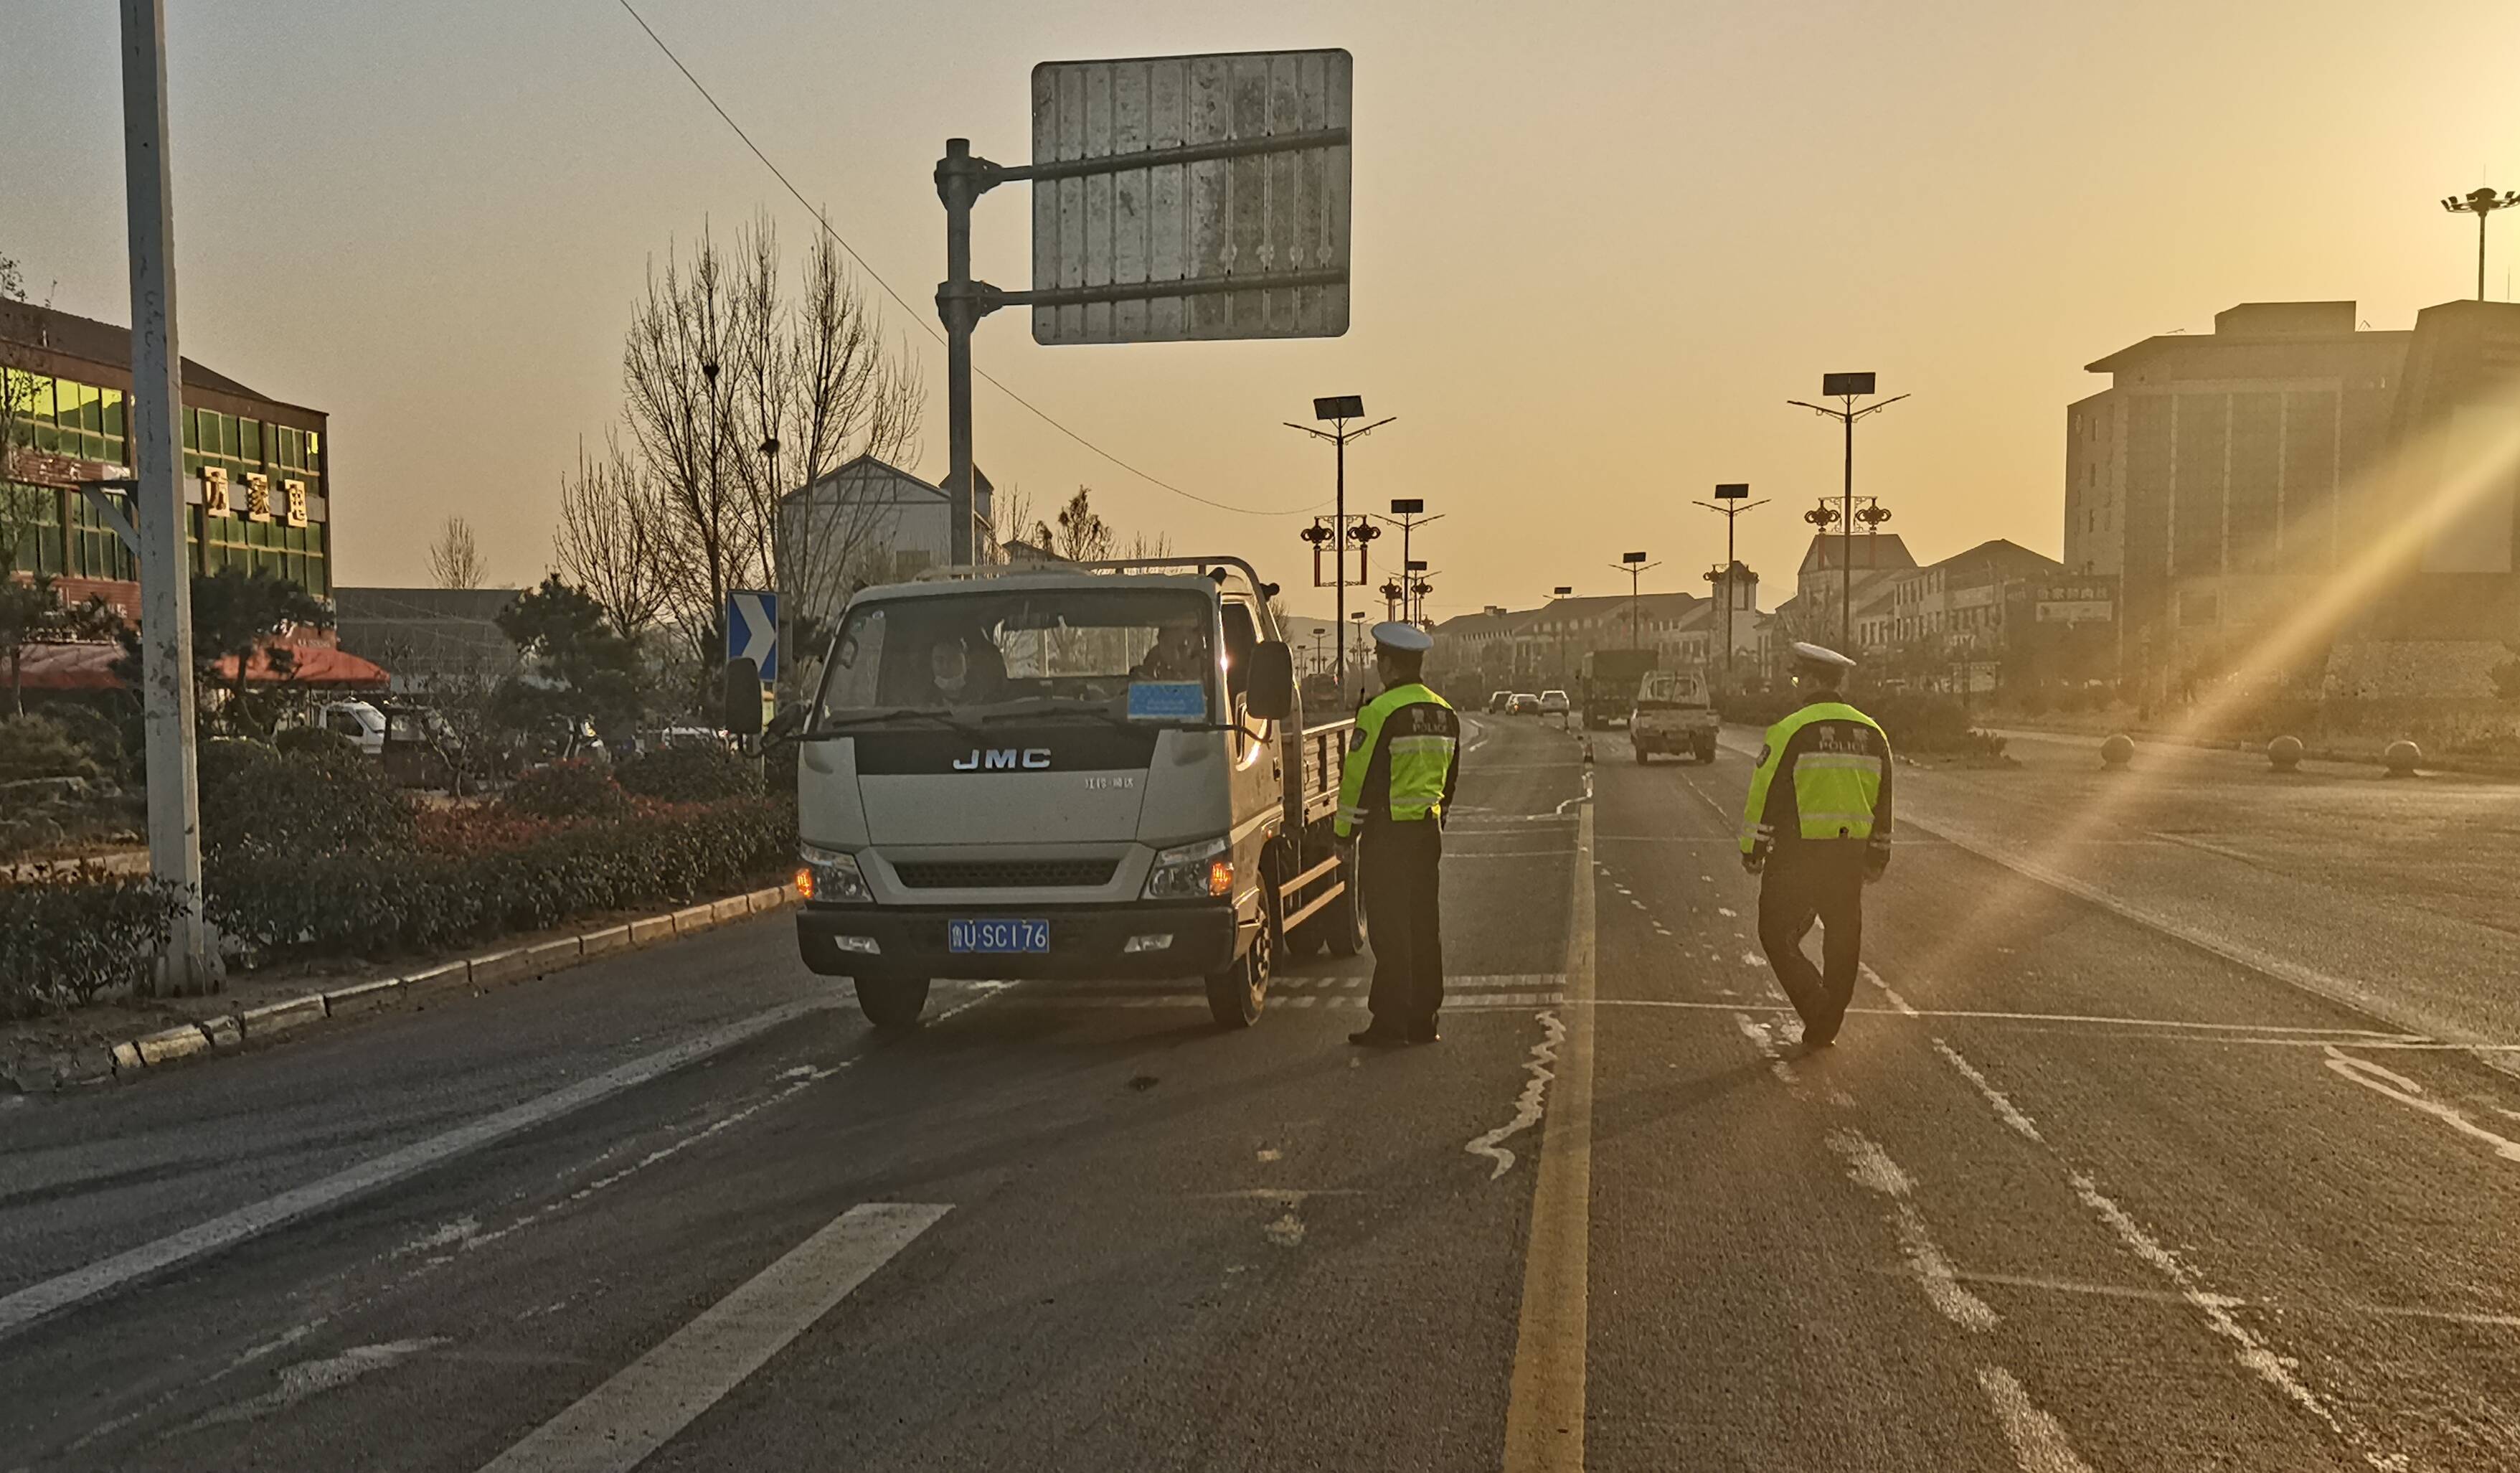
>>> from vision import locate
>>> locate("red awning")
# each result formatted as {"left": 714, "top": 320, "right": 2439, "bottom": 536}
{"left": 11, "top": 641, "right": 390, "bottom": 693}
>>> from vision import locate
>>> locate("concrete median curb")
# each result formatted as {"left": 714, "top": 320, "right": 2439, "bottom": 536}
{"left": 14, "top": 878, "right": 801, "bottom": 1092}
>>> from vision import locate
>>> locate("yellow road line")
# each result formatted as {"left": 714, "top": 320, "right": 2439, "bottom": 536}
{"left": 1501, "top": 799, "right": 1595, "bottom": 1472}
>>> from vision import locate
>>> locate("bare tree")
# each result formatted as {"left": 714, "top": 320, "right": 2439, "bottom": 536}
{"left": 554, "top": 432, "right": 670, "bottom": 636}
{"left": 1050, "top": 487, "right": 1115, "bottom": 563}
{"left": 428, "top": 514, "right": 486, "bottom": 589}
{"left": 608, "top": 212, "right": 924, "bottom": 701}
{"left": 989, "top": 482, "right": 1036, "bottom": 562}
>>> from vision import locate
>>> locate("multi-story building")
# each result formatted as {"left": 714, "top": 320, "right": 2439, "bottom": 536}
{"left": 3, "top": 302, "right": 335, "bottom": 614}
{"left": 2069, "top": 298, "right": 2520, "bottom": 697}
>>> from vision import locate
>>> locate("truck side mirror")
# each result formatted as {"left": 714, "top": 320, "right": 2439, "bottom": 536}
{"left": 1247, "top": 641, "right": 1295, "bottom": 722}
{"left": 722, "top": 657, "right": 763, "bottom": 738}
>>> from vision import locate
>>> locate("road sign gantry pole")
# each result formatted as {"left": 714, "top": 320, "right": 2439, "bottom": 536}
{"left": 119, "top": 0, "right": 214, "bottom": 992}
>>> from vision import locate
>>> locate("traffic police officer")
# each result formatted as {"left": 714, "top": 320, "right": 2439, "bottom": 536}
{"left": 1740, "top": 641, "right": 1894, "bottom": 1048}
{"left": 1336, "top": 622, "right": 1460, "bottom": 1048}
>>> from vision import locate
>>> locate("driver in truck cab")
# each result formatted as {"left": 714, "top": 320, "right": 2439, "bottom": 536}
{"left": 1133, "top": 610, "right": 1211, "bottom": 682}
{"left": 905, "top": 632, "right": 1001, "bottom": 707}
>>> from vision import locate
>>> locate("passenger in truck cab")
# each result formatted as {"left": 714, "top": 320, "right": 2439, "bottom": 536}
{"left": 904, "top": 631, "right": 1003, "bottom": 707}
{"left": 1133, "top": 610, "right": 1211, "bottom": 682}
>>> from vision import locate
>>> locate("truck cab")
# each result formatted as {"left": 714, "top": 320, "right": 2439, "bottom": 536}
{"left": 1629, "top": 668, "right": 1718, "bottom": 763}
{"left": 790, "top": 558, "right": 1361, "bottom": 1030}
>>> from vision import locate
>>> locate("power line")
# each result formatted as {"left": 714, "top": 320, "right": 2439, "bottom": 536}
{"left": 611, "top": 0, "right": 1323, "bottom": 519}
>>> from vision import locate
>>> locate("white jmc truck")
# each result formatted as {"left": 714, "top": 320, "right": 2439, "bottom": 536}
{"left": 788, "top": 557, "right": 1363, "bottom": 1030}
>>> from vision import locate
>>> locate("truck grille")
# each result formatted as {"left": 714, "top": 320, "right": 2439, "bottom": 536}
{"left": 893, "top": 859, "right": 1120, "bottom": 890}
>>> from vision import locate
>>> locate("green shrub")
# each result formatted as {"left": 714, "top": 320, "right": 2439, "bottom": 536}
{"left": 0, "top": 715, "right": 103, "bottom": 785}
{"left": 31, "top": 702, "right": 131, "bottom": 781}
{"left": 615, "top": 743, "right": 760, "bottom": 803}
{"left": 198, "top": 737, "right": 416, "bottom": 858}
{"left": 0, "top": 875, "right": 190, "bottom": 1017}
{"left": 209, "top": 797, "right": 791, "bottom": 959}
{"left": 499, "top": 760, "right": 631, "bottom": 821}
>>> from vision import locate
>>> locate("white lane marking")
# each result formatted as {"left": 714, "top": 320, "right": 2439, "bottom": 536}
{"left": 192, "top": 1337, "right": 445, "bottom": 1429}
{"left": 1860, "top": 964, "right": 1920, "bottom": 1015}
{"left": 1824, "top": 1129, "right": 1999, "bottom": 1334}
{"left": 1714, "top": 905, "right": 1737, "bottom": 918}
{"left": 1733, "top": 1012, "right": 1800, "bottom": 1085}
{"left": 2067, "top": 1172, "right": 2397, "bottom": 1468}
{"left": 1447, "top": 849, "right": 1581, "bottom": 860}
{"left": 1910, "top": 814, "right": 2520, "bottom": 1082}
{"left": 1739, "top": 951, "right": 1765, "bottom": 968}
{"left": 476, "top": 1203, "right": 949, "bottom": 1473}
{"left": 1917, "top": 1023, "right": 2408, "bottom": 1470}
{"left": 1978, "top": 1366, "right": 2100, "bottom": 1473}
{"left": 1466, "top": 1012, "right": 1565, "bottom": 1180}
{"left": 1579, "top": 995, "right": 2431, "bottom": 1040}
{"left": 1552, "top": 772, "right": 1593, "bottom": 816}
{"left": 2323, "top": 1047, "right": 2520, "bottom": 1164}
{"left": 0, "top": 999, "right": 844, "bottom": 1343}
{"left": 1932, "top": 1040, "right": 2044, "bottom": 1144}
{"left": 1945, "top": 1268, "right": 2520, "bottom": 1328}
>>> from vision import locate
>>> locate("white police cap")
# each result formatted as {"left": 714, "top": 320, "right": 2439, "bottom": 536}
{"left": 1789, "top": 640, "right": 1856, "bottom": 670}
{"left": 1371, "top": 621, "right": 1433, "bottom": 653}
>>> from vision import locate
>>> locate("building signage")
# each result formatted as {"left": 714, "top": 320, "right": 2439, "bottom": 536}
{"left": 283, "top": 479, "right": 309, "bottom": 528}
{"left": 203, "top": 466, "right": 232, "bottom": 516}
{"left": 245, "top": 473, "right": 273, "bottom": 521}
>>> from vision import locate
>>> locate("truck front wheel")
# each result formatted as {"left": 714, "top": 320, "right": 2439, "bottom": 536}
{"left": 1206, "top": 898, "right": 1277, "bottom": 1030}
{"left": 854, "top": 975, "right": 930, "bottom": 1029}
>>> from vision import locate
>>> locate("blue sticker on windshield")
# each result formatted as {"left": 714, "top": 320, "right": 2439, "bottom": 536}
{"left": 1127, "top": 681, "right": 1207, "bottom": 722}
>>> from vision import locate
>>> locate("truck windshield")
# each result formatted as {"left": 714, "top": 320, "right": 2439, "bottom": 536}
{"left": 811, "top": 586, "right": 1219, "bottom": 730}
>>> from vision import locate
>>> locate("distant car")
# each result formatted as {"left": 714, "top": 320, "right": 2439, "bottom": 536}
{"left": 1488, "top": 690, "right": 1513, "bottom": 713}
{"left": 315, "top": 700, "right": 387, "bottom": 758}
{"left": 1509, "top": 692, "right": 1541, "bottom": 715}
{"left": 1539, "top": 690, "right": 1572, "bottom": 716}
{"left": 653, "top": 726, "right": 735, "bottom": 752}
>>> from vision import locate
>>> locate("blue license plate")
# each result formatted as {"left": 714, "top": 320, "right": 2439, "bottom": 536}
{"left": 948, "top": 918, "right": 1050, "bottom": 954}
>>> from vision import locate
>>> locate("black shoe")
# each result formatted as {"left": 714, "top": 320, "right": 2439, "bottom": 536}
{"left": 1407, "top": 1022, "right": 1441, "bottom": 1044}
{"left": 1349, "top": 1025, "right": 1411, "bottom": 1048}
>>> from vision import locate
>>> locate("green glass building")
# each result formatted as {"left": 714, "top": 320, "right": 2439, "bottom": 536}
{"left": 3, "top": 302, "right": 332, "bottom": 608}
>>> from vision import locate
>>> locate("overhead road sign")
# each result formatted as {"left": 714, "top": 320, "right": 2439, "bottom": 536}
{"left": 727, "top": 590, "right": 779, "bottom": 682}
{"left": 1027, "top": 50, "right": 1352, "bottom": 344}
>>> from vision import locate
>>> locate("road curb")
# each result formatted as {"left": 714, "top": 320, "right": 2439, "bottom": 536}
{"left": 14, "top": 880, "right": 800, "bottom": 1093}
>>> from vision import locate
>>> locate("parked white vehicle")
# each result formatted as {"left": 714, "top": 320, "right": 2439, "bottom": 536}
{"left": 315, "top": 700, "right": 387, "bottom": 758}
{"left": 785, "top": 557, "right": 1362, "bottom": 1031}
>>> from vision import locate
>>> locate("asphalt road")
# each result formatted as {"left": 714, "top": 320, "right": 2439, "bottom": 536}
{"left": 6, "top": 712, "right": 2520, "bottom": 1471}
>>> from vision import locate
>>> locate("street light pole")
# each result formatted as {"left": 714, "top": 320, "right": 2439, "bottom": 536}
{"left": 1377, "top": 499, "right": 1443, "bottom": 625}
{"left": 1694, "top": 484, "right": 1767, "bottom": 690}
{"left": 1287, "top": 398, "right": 1392, "bottom": 690}
{"left": 2442, "top": 186, "right": 2520, "bottom": 302}
{"left": 1789, "top": 373, "right": 1909, "bottom": 651}
{"left": 119, "top": 0, "right": 214, "bottom": 992}
{"left": 1611, "top": 551, "right": 1659, "bottom": 652}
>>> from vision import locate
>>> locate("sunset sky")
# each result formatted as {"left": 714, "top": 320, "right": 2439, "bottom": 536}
{"left": 9, "top": 0, "right": 2517, "bottom": 621}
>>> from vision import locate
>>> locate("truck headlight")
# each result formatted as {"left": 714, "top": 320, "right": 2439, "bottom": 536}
{"left": 1144, "top": 836, "right": 1232, "bottom": 900}
{"left": 798, "top": 843, "right": 872, "bottom": 903}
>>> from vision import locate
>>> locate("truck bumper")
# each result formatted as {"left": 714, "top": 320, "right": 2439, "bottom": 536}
{"left": 796, "top": 900, "right": 1242, "bottom": 982}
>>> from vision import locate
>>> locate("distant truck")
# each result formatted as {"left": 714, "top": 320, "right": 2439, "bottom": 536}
{"left": 1628, "top": 668, "right": 1718, "bottom": 764}
{"left": 1579, "top": 648, "right": 1659, "bottom": 728}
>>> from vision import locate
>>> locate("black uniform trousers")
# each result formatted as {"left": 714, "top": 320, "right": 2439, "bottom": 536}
{"left": 1756, "top": 841, "right": 1867, "bottom": 1045}
{"left": 1359, "top": 818, "right": 1444, "bottom": 1030}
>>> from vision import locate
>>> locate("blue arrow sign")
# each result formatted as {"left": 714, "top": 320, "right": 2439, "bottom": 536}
{"left": 727, "top": 590, "right": 778, "bottom": 682}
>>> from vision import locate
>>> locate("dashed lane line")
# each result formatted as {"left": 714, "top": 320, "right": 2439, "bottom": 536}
{"left": 473, "top": 1203, "right": 949, "bottom": 1473}
{"left": 0, "top": 998, "right": 850, "bottom": 1343}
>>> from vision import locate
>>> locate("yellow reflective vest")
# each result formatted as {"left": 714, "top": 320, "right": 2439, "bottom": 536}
{"left": 1337, "top": 682, "right": 1460, "bottom": 839}
{"left": 1740, "top": 699, "right": 1894, "bottom": 858}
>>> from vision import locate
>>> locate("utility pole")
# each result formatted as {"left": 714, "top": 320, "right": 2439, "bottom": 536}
{"left": 1611, "top": 551, "right": 1659, "bottom": 651}
{"left": 1286, "top": 397, "right": 1392, "bottom": 689}
{"left": 935, "top": 138, "right": 984, "bottom": 565}
{"left": 2441, "top": 186, "right": 2520, "bottom": 301}
{"left": 1693, "top": 482, "right": 1768, "bottom": 690}
{"left": 1790, "top": 372, "right": 1909, "bottom": 651}
{"left": 119, "top": 0, "right": 214, "bottom": 992}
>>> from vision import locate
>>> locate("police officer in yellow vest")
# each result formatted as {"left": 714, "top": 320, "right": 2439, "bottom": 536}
{"left": 1336, "top": 622, "right": 1460, "bottom": 1048}
{"left": 1740, "top": 641, "right": 1894, "bottom": 1048}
